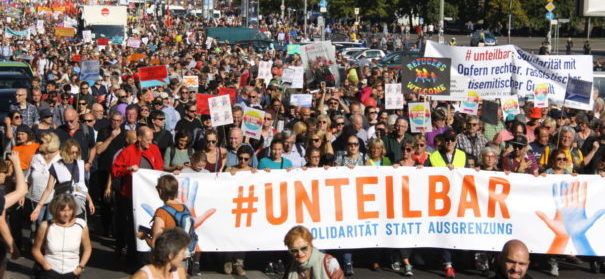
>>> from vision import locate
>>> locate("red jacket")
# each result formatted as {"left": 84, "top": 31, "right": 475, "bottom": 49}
{"left": 112, "top": 143, "right": 163, "bottom": 198}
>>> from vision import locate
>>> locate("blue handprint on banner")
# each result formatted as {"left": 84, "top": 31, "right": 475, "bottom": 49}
{"left": 139, "top": 177, "right": 216, "bottom": 251}
{"left": 536, "top": 181, "right": 605, "bottom": 256}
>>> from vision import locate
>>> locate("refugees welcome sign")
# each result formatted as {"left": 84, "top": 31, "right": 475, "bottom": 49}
{"left": 424, "top": 41, "right": 593, "bottom": 109}
{"left": 133, "top": 168, "right": 605, "bottom": 256}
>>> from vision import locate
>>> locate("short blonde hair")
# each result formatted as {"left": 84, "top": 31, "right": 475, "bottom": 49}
{"left": 367, "top": 138, "right": 386, "bottom": 156}
{"left": 59, "top": 139, "right": 81, "bottom": 164}
{"left": 293, "top": 121, "right": 308, "bottom": 136}
{"left": 40, "top": 132, "right": 60, "bottom": 153}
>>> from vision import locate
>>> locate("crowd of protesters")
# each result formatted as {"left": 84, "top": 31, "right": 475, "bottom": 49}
{"left": 0, "top": 1, "right": 604, "bottom": 278}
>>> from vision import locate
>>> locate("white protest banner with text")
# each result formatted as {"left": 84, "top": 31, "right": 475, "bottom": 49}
{"left": 133, "top": 167, "right": 605, "bottom": 256}
{"left": 424, "top": 41, "right": 593, "bottom": 103}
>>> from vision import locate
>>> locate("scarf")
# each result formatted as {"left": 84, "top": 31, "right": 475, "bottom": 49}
{"left": 286, "top": 247, "right": 329, "bottom": 279}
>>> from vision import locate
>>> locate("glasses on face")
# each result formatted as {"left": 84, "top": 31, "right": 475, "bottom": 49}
{"left": 13, "top": 115, "right": 21, "bottom": 119}
{"left": 265, "top": 118, "right": 273, "bottom": 121}
{"left": 188, "top": 110, "right": 197, "bottom": 113}
{"left": 556, "top": 157, "right": 567, "bottom": 162}
{"left": 79, "top": 102, "right": 87, "bottom": 106}
{"left": 155, "top": 118, "right": 165, "bottom": 121}
{"left": 140, "top": 108, "right": 149, "bottom": 112}
{"left": 467, "top": 122, "right": 478, "bottom": 127}
{"left": 328, "top": 102, "right": 338, "bottom": 105}
{"left": 512, "top": 144, "right": 525, "bottom": 150}
{"left": 403, "top": 147, "right": 413, "bottom": 152}
{"left": 336, "top": 122, "right": 345, "bottom": 126}
{"left": 311, "top": 138, "right": 321, "bottom": 142}
{"left": 369, "top": 111, "right": 378, "bottom": 114}
{"left": 206, "top": 140, "right": 217, "bottom": 144}
{"left": 416, "top": 143, "right": 426, "bottom": 148}
{"left": 238, "top": 156, "right": 250, "bottom": 161}
{"left": 445, "top": 138, "right": 456, "bottom": 143}
{"left": 347, "top": 142, "right": 359, "bottom": 147}
{"left": 81, "top": 87, "right": 89, "bottom": 90}
{"left": 111, "top": 118, "right": 122, "bottom": 122}
{"left": 83, "top": 119, "right": 94, "bottom": 123}
{"left": 288, "top": 246, "right": 309, "bottom": 255}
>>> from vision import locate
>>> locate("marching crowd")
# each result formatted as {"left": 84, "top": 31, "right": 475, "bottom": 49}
{"left": 0, "top": 1, "right": 604, "bottom": 279}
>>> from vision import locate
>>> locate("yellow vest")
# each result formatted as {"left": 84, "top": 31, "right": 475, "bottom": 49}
{"left": 429, "top": 149, "right": 466, "bottom": 167}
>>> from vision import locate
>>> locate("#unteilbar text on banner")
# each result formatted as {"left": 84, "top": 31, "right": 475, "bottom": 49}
{"left": 132, "top": 167, "right": 605, "bottom": 256}
{"left": 424, "top": 41, "right": 593, "bottom": 109}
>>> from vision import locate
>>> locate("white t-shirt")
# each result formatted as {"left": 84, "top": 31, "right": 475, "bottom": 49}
{"left": 45, "top": 218, "right": 86, "bottom": 274}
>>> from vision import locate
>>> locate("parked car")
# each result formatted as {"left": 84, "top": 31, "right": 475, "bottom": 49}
{"left": 0, "top": 71, "right": 30, "bottom": 119}
{"left": 376, "top": 50, "right": 422, "bottom": 69}
{"left": 340, "top": 47, "right": 368, "bottom": 60}
{"left": 0, "top": 61, "right": 33, "bottom": 78}
{"left": 350, "top": 49, "right": 385, "bottom": 60}
{"left": 470, "top": 30, "right": 497, "bottom": 46}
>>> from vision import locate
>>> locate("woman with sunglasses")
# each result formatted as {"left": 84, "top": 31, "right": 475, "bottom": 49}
{"left": 202, "top": 130, "right": 227, "bottom": 173}
{"left": 283, "top": 225, "right": 344, "bottom": 279}
{"left": 257, "top": 112, "right": 276, "bottom": 150}
{"left": 2, "top": 111, "right": 23, "bottom": 153}
{"left": 138, "top": 105, "right": 151, "bottom": 126}
{"left": 228, "top": 145, "right": 255, "bottom": 174}
{"left": 396, "top": 139, "right": 416, "bottom": 167}
{"left": 544, "top": 149, "right": 573, "bottom": 175}
{"left": 334, "top": 135, "right": 365, "bottom": 167}
{"left": 306, "top": 130, "right": 334, "bottom": 157}
{"left": 76, "top": 99, "right": 91, "bottom": 116}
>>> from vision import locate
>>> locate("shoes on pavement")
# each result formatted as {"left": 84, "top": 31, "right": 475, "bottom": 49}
{"left": 445, "top": 265, "right": 456, "bottom": 278}
{"left": 590, "top": 261, "right": 599, "bottom": 273}
{"left": 189, "top": 261, "right": 201, "bottom": 276}
{"left": 404, "top": 264, "right": 414, "bottom": 276}
{"left": 233, "top": 263, "right": 246, "bottom": 276}
{"left": 264, "top": 261, "right": 275, "bottom": 275}
{"left": 224, "top": 261, "right": 233, "bottom": 275}
{"left": 548, "top": 258, "right": 559, "bottom": 277}
{"left": 344, "top": 262, "right": 354, "bottom": 276}
{"left": 391, "top": 261, "right": 401, "bottom": 271}
{"left": 371, "top": 263, "right": 381, "bottom": 271}
{"left": 276, "top": 259, "right": 285, "bottom": 274}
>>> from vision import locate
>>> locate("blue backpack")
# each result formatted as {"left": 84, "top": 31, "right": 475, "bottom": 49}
{"left": 160, "top": 205, "right": 198, "bottom": 254}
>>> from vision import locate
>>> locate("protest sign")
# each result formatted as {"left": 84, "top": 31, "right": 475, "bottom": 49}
{"left": 54, "top": 27, "right": 75, "bottom": 37}
{"left": 133, "top": 167, "right": 605, "bottom": 255}
{"left": 424, "top": 41, "right": 593, "bottom": 102}
{"left": 97, "top": 38, "right": 109, "bottom": 46}
{"left": 431, "top": 74, "right": 468, "bottom": 101}
{"left": 82, "top": 30, "right": 92, "bottom": 43}
{"left": 258, "top": 61, "right": 273, "bottom": 83}
{"left": 80, "top": 60, "right": 100, "bottom": 81}
{"left": 290, "top": 94, "right": 313, "bottom": 108}
{"left": 127, "top": 38, "right": 141, "bottom": 48}
{"left": 138, "top": 65, "right": 169, "bottom": 88}
{"left": 241, "top": 107, "right": 265, "bottom": 139}
{"left": 209, "top": 95, "right": 233, "bottom": 127}
{"left": 385, "top": 83, "right": 404, "bottom": 110}
{"left": 111, "top": 36, "right": 124, "bottom": 45}
{"left": 533, "top": 83, "right": 550, "bottom": 108}
{"left": 501, "top": 95, "right": 520, "bottom": 120}
{"left": 299, "top": 42, "right": 340, "bottom": 86}
{"left": 460, "top": 91, "right": 480, "bottom": 115}
{"left": 126, "top": 53, "right": 147, "bottom": 62}
{"left": 408, "top": 102, "right": 432, "bottom": 133}
{"left": 183, "top": 75, "right": 199, "bottom": 90}
{"left": 401, "top": 57, "right": 451, "bottom": 96}
{"left": 5, "top": 27, "right": 29, "bottom": 37}
{"left": 291, "top": 66, "right": 305, "bottom": 89}
{"left": 218, "top": 87, "right": 237, "bottom": 105}
{"left": 564, "top": 78, "right": 593, "bottom": 111}
{"left": 287, "top": 44, "right": 301, "bottom": 55}
{"left": 196, "top": 94, "right": 213, "bottom": 115}
{"left": 481, "top": 101, "right": 499, "bottom": 125}
{"left": 281, "top": 67, "right": 295, "bottom": 84}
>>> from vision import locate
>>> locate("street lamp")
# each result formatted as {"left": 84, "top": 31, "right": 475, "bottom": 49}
{"left": 507, "top": 0, "right": 512, "bottom": 44}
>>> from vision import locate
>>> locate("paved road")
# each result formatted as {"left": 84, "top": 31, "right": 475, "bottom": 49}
{"left": 6, "top": 239, "right": 605, "bottom": 278}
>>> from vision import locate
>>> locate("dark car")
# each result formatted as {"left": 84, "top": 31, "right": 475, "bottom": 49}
{"left": 0, "top": 71, "right": 31, "bottom": 118}
{"left": 376, "top": 50, "right": 422, "bottom": 69}
{"left": 0, "top": 61, "right": 34, "bottom": 78}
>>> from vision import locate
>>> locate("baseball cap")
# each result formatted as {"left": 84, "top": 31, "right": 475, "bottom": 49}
{"left": 443, "top": 129, "right": 457, "bottom": 141}
{"left": 39, "top": 109, "right": 52, "bottom": 118}
{"left": 508, "top": 135, "right": 528, "bottom": 146}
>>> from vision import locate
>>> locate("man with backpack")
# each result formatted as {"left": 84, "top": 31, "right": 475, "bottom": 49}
{"left": 136, "top": 174, "right": 200, "bottom": 275}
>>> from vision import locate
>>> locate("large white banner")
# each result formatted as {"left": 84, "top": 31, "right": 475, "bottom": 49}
{"left": 424, "top": 41, "right": 593, "bottom": 108}
{"left": 132, "top": 168, "right": 605, "bottom": 256}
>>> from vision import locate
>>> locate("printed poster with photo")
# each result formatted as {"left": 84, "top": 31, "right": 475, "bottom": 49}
{"left": 533, "top": 83, "right": 550, "bottom": 108}
{"left": 241, "top": 107, "right": 265, "bottom": 140}
{"left": 385, "top": 83, "right": 404, "bottom": 110}
{"left": 209, "top": 95, "right": 233, "bottom": 127}
{"left": 501, "top": 95, "right": 520, "bottom": 121}
{"left": 460, "top": 91, "right": 480, "bottom": 115}
{"left": 408, "top": 102, "right": 432, "bottom": 133}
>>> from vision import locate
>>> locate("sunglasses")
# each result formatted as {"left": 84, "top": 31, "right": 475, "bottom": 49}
{"left": 83, "top": 119, "right": 94, "bottom": 123}
{"left": 328, "top": 102, "right": 338, "bottom": 105}
{"left": 556, "top": 157, "right": 567, "bottom": 161}
{"left": 347, "top": 142, "right": 359, "bottom": 146}
{"left": 336, "top": 122, "right": 345, "bottom": 126}
{"left": 403, "top": 147, "right": 412, "bottom": 152}
{"left": 13, "top": 115, "right": 21, "bottom": 119}
{"left": 155, "top": 118, "right": 165, "bottom": 121}
{"left": 467, "top": 122, "right": 478, "bottom": 127}
{"left": 288, "top": 246, "right": 309, "bottom": 255}
{"left": 445, "top": 138, "right": 456, "bottom": 143}
{"left": 238, "top": 156, "right": 250, "bottom": 161}
{"left": 188, "top": 110, "right": 197, "bottom": 113}
{"left": 79, "top": 102, "right": 87, "bottom": 105}
{"left": 265, "top": 118, "right": 273, "bottom": 121}
{"left": 369, "top": 111, "right": 378, "bottom": 114}
{"left": 206, "top": 140, "right": 217, "bottom": 144}
{"left": 311, "top": 138, "right": 321, "bottom": 142}
{"left": 512, "top": 144, "right": 525, "bottom": 149}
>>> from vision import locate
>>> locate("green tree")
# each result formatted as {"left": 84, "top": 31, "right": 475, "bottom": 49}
{"left": 485, "top": 0, "right": 528, "bottom": 29}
